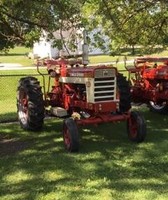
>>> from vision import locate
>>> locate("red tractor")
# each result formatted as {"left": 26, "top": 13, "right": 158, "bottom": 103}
{"left": 16, "top": 56, "right": 147, "bottom": 152}
{"left": 126, "top": 56, "right": 168, "bottom": 113}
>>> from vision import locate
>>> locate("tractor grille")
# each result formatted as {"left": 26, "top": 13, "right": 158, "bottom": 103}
{"left": 94, "top": 69, "right": 116, "bottom": 102}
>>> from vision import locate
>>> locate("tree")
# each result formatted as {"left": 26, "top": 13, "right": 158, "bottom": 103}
{"left": 0, "top": 0, "right": 85, "bottom": 51}
{"left": 0, "top": 0, "right": 168, "bottom": 54}
{"left": 82, "top": 0, "right": 168, "bottom": 54}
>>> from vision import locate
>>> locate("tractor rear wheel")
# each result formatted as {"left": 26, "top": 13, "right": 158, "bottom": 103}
{"left": 127, "top": 111, "right": 146, "bottom": 142}
{"left": 63, "top": 118, "right": 79, "bottom": 152}
{"left": 17, "top": 76, "right": 45, "bottom": 131}
{"left": 117, "top": 73, "right": 131, "bottom": 113}
{"left": 148, "top": 101, "right": 168, "bottom": 114}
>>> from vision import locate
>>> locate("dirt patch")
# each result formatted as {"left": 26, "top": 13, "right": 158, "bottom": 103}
{"left": 0, "top": 135, "right": 29, "bottom": 156}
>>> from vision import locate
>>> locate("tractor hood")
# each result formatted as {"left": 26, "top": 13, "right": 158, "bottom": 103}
{"left": 60, "top": 65, "right": 117, "bottom": 78}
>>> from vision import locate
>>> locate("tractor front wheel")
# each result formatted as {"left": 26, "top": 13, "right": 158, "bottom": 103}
{"left": 127, "top": 111, "right": 146, "bottom": 142}
{"left": 63, "top": 118, "right": 79, "bottom": 152}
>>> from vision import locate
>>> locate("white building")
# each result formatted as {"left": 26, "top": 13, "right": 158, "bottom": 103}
{"left": 33, "top": 29, "right": 110, "bottom": 59}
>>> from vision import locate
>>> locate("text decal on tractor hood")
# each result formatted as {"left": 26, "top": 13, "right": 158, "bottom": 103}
{"left": 69, "top": 72, "right": 84, "bottom": 77}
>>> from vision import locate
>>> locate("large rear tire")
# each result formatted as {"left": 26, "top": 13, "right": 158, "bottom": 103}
{"left": 63, "top": 118, "right": 79, "bottom": 152}
{"left": 127, "top": 111, "right": 146, "bottom": 142}
{"left": 117, "top": 73, "right": 131, "bottom": 113}
{"left": 17, "top": 76, "right": 45, "bottom": 131}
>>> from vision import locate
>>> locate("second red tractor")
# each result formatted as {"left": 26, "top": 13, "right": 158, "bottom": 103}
{"left": 126, "top": 56, "right": 168, "bottom": 113}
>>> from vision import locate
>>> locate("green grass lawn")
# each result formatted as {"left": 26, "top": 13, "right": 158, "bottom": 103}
{"left": 0, "top": 107, "right": 168, "bottom": 200}
{"left": 0, "top": 46, "right": 34, "bottom": 66}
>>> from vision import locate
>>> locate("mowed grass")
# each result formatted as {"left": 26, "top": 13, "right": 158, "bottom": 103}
{"left": 0, "top": 108, "right": 168, "bottom": 200}
{"left": 0, "top": 46, "right": 33, "bottom": 66}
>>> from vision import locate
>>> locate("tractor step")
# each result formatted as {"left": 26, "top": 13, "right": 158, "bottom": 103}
{"left": 50, "top": 107, "right": 68, "bottom": 117}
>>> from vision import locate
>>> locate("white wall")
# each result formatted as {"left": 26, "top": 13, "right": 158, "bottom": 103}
{"left": 33, "top": 29, "right": 110, "bottom": 59}
{"left": 33, "top": 38, "right": 59, "bottom": 59}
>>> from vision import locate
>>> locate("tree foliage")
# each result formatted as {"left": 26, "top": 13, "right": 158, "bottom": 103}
{"left": 83, "top": 0, "right": 168, "bottom": 54}
{"left": 0, "top": 0, "right": 85, "bottom": 51}
{"left": 0, "top": 0, "right": 168, "bottom": 54}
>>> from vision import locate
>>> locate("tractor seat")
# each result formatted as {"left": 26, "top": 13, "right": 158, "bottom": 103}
{"left": 125, "top": 65, "right": 140, "bottom": 73}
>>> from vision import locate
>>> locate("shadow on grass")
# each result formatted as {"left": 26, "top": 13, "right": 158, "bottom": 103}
{"left": 0, "top": 110, "right": 168, "bottom": 200}
{"left": 0, "top": 53, "right": 27, "bottom": 56}
{"left": 0, "top": 112, "right": 17, "bottom": 123}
